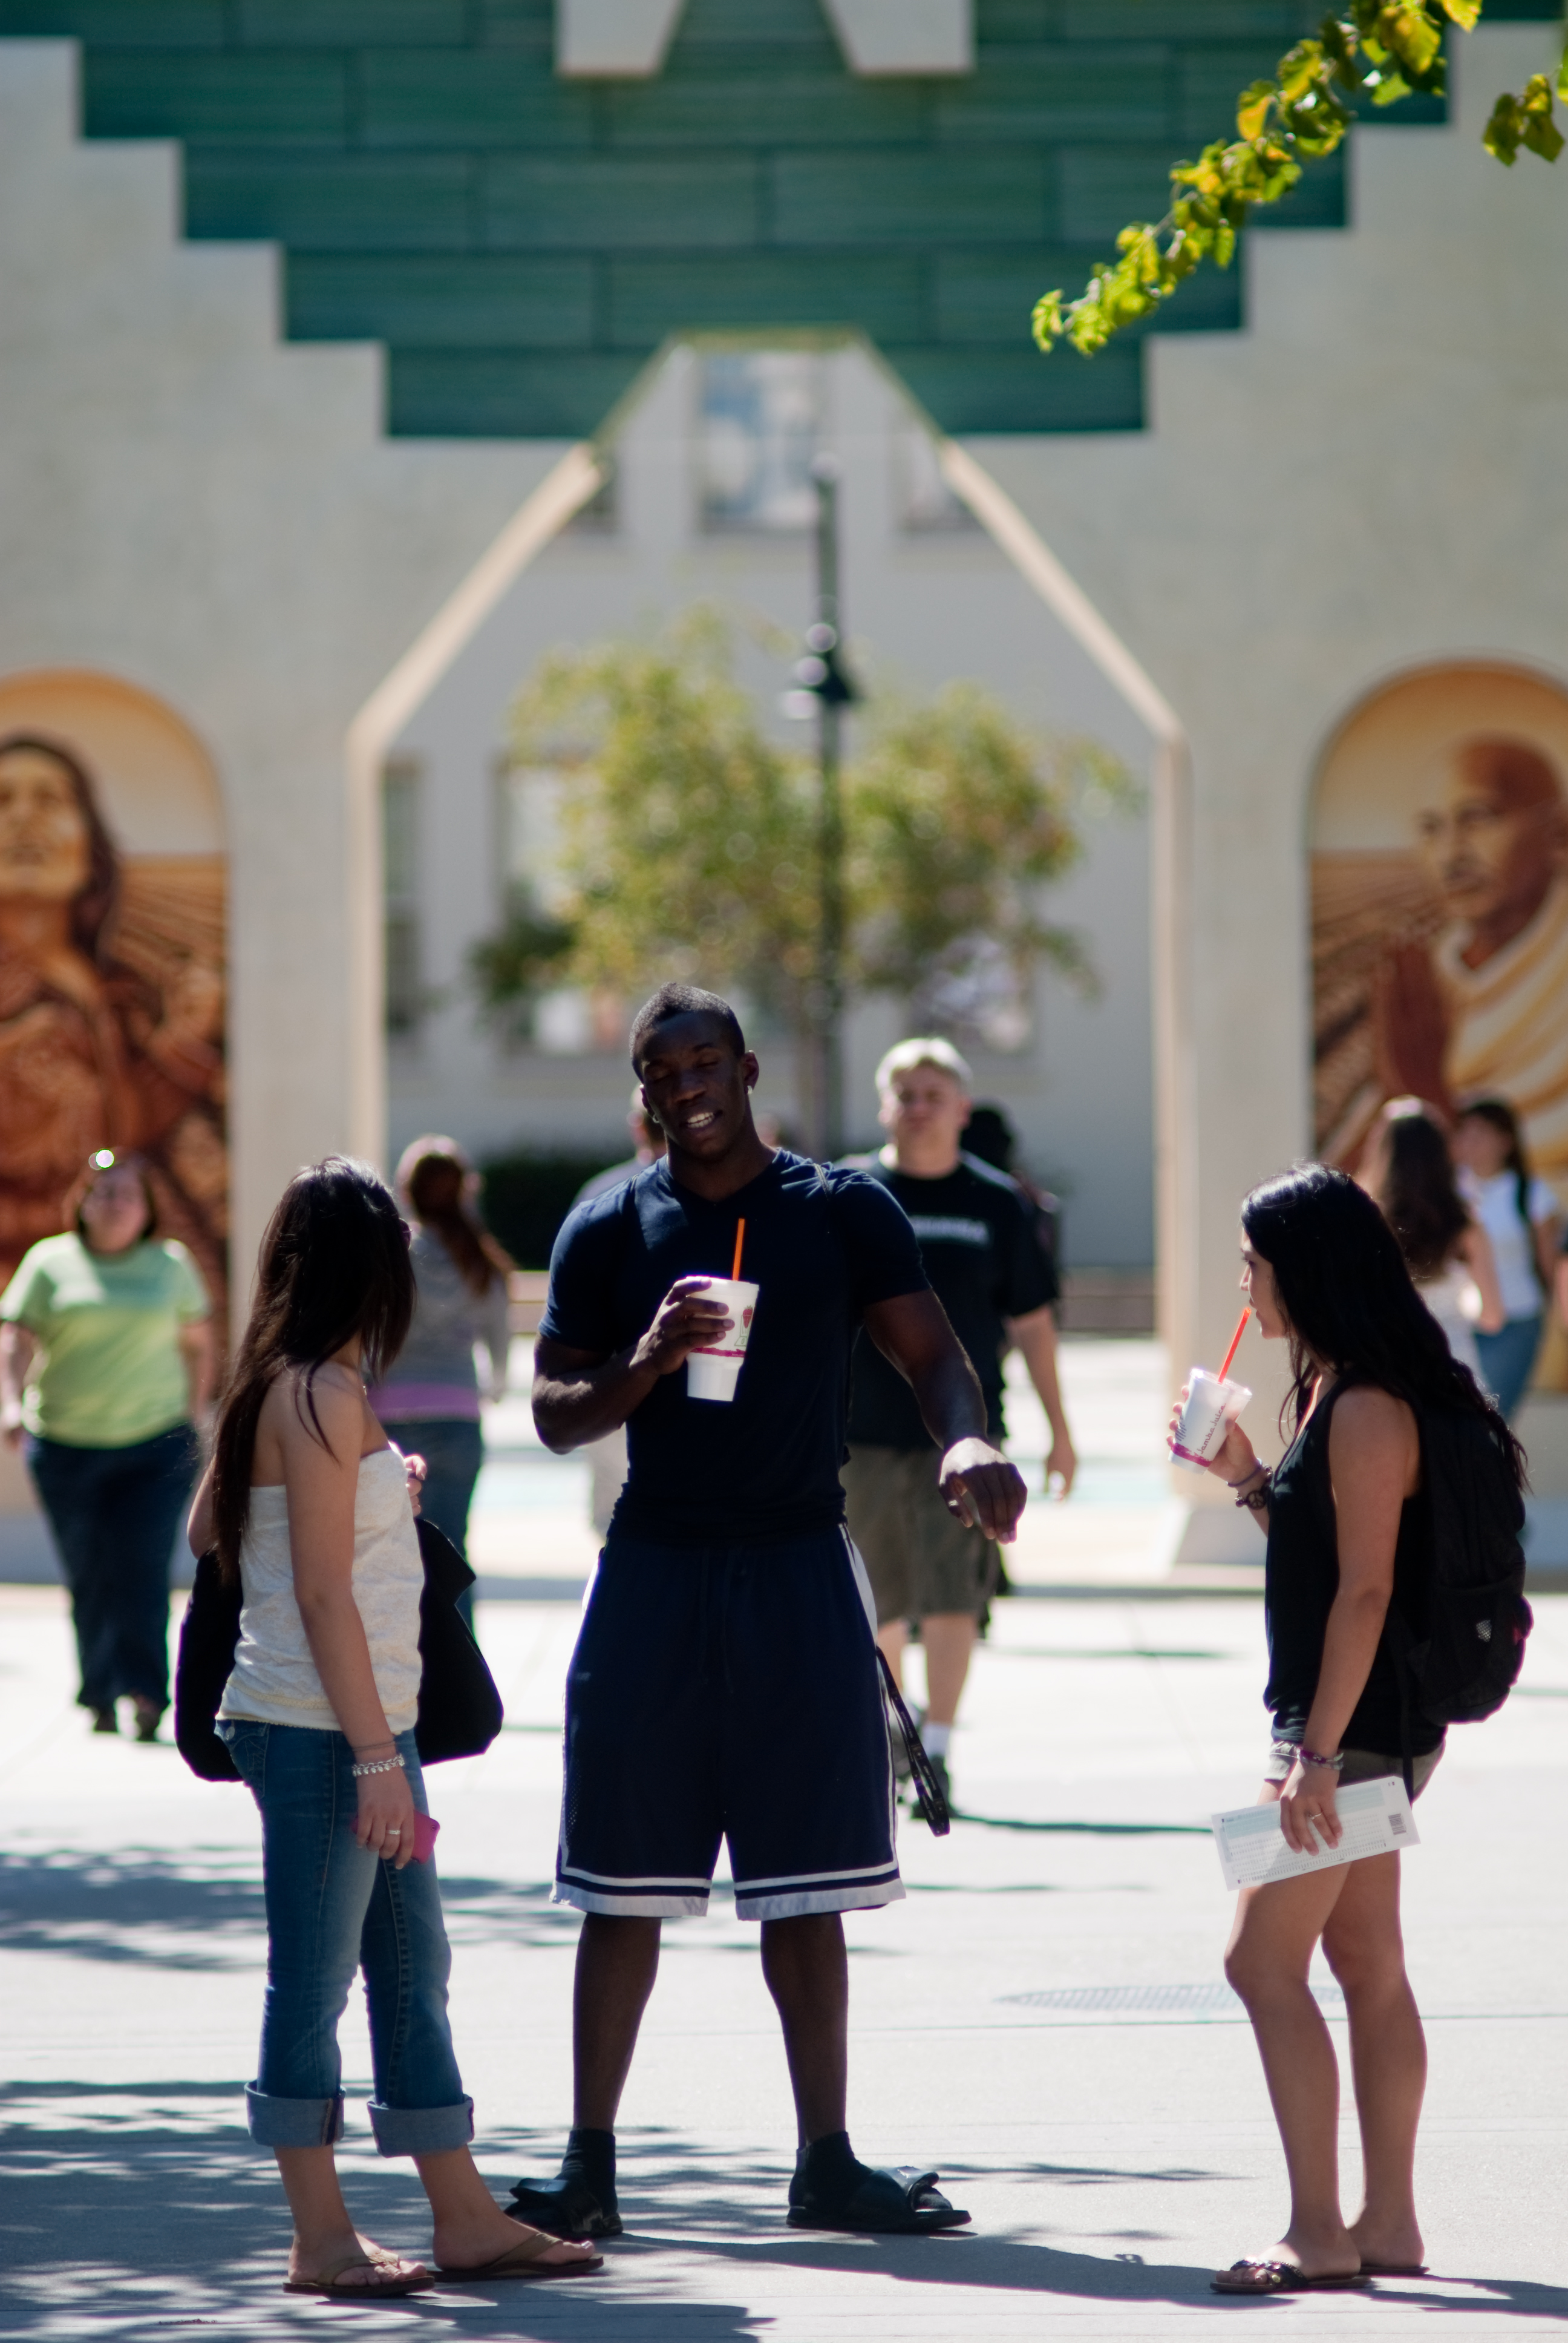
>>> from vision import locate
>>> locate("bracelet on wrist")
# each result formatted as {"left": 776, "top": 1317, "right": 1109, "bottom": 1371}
{"left": 1230, "top": 1463, "right": 1272, "bottom": 1512}
{"left": 1297, "top": 1746, "right": 1343, "bottom": 1772}
{"left": 351, "top": 1753, "right": 405, "bottom": 1779}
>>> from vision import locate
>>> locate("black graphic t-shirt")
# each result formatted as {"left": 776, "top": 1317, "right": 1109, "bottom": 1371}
{"left": 846, "top": 1153, "right": 1057, "bottom": 1450}
{"left": 541, "top": 1150, "right": 928, "bottom": 1545}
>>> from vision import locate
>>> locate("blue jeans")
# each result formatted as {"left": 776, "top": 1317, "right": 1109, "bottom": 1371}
{"left": 217, "top": 1720, "right": 472, "bottom": 2156}
{"left": 387, "top": 1416, "right": 483, "bottom": 1630}
{"left": 1475, "top": 1312, "right": 1543, "bottom": 1420}
{"left": 29, "top": 1423, "right": 198, "bottom": 1712}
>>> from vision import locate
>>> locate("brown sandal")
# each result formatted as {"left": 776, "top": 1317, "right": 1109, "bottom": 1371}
{"left": 436, "top": 2225, "right": 604, "bottom": 2281}
{"left": 284, "top": 2252, "right": 433, "bottom": 2298}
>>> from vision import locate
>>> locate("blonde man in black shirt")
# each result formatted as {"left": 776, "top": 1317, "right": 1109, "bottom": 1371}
{"left": 843, "top": 1039, "right": 1076, "bottom": 1804}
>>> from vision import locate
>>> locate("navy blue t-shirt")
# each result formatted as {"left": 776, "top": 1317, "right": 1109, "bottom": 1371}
{"left": 540, "top": 1150, "right": 929, "bottom": 1545}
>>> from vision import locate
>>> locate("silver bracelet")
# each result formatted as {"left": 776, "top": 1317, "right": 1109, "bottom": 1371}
{"left": 351, "top": 1753, "right": 405, "bottom": 1778}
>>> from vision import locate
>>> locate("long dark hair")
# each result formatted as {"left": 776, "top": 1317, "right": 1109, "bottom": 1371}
{"left": 211, "top": 1159, "right": 414, "bottom": 1579}
{"left": 1369, "top": 1107, "right": 1470, "bottom": 1280}
{"left": 1460, "top": 1095, "right": 1537, "bottom": 1266}
{"left": 398, "top": 1136, "right": 512, "bottom": 1298}
{"left": 1243, "top": 1162, "right": 1525, "bottom": 1487}
{"left": 0, "top": 734, "right": 120, "bottom": 955}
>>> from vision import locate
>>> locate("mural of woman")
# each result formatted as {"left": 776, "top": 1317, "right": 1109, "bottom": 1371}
{"left": 0, "top": 735, "right": 226, "bottom": 1319}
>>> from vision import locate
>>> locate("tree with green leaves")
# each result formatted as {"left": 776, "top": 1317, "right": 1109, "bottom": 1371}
{"left": 1033, "top": 2, "right": 1565, "bottom": 362}
{"left": 472, "top": 615, "right": 1128, "bottom": 1110}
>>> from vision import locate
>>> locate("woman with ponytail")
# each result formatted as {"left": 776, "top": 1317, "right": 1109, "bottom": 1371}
{"left": 188, "top": 1159, "right": 598, "bottom": 2296}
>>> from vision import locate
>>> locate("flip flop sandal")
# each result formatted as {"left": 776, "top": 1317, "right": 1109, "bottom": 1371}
{"left": 787, "top": 2165, "right": 971, "bottom": 2235}
{"left": 507, "top": 2172, "right": 622, "bottom": 2239}
{"left": 436, "top": 2230, "right": 604, "bottom": 2281}
{"left": 1211, "top": 2260, "right": 1369, "bottom": 2295}
{"left": 1361, "top": 2261, "right": 1429, "bottom": 2276}
{"left": 284, "top": 2253, "right": 433, "bottom": 2298}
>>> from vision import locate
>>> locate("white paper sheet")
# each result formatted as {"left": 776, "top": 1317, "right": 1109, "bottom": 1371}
{"left": 1211, "top": 1775, "right": 1420, "bottom": 1891}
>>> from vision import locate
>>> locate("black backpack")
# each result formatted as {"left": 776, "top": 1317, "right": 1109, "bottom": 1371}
{"left": 1383, "top": 1406, "right": 1532, "bottom": 1789}
{"left": 174, "top": 1516, "right": 503, "bottom": 1782}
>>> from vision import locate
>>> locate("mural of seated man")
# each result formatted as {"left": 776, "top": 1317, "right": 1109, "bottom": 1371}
{"left": 0, "top": 733, "right": 226, "bottom": 1323}
{"left": 1359, "top": 736, "right": 1568, "bottom": 1188}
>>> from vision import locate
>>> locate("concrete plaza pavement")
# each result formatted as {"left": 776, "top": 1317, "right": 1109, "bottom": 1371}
{"left": 4, "top": 1342, "right": 1568, "bottom": 2338}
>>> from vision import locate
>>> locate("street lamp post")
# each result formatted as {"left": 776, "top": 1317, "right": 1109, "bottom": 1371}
{"left": 792, "top": 454, "right": 859, "bottom": 1160}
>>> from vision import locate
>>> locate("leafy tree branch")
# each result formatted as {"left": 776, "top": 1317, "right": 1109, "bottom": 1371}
{"left": 471, "top": 615, "right": 1133, "bottom": 1067}
{"left": 1033, "top": 1, "right": 1566, "bottom": 362}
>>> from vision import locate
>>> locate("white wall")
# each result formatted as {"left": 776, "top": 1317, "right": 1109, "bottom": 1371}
{"left": 389, "top": 341, "right": 1155, "bottom": 1263}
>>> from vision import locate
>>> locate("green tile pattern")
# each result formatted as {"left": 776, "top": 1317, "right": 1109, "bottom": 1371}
{"left": 0, "top": 0, "right": 1494, "bottom": 439}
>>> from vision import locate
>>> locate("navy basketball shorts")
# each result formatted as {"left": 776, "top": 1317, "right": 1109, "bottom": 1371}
{"left": 554, "top": 1523, "right": 903, "bottom": 1922}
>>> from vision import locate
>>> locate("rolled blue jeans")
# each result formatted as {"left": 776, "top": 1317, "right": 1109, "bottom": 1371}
{"left": 217, "top": 1719, "right": 472, "bottom": 2156}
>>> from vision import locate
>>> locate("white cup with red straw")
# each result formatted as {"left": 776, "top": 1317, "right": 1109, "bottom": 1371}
{"left": 1169, "top": 1308, "right": 1252, "bottom": 1470}
{"left": 687, "top": 1217, "right": 760, "bottom": 1403}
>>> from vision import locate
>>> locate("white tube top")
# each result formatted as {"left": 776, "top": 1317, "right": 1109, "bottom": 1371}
{"left": 218, "top": 1447, "right": 423, "bottom": 1734}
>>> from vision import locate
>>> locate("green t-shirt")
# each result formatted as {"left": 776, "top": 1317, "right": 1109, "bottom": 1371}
{"left": 1, "top": 1233, "right": 211, "bottom": 1447}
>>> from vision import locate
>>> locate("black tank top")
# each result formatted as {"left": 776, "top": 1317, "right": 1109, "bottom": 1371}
{"left": 1264, "top": 1381, "right": 1441, "bottom": 1755}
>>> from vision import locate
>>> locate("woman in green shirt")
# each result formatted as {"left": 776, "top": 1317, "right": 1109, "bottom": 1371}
{"left": 0, "top": 1149, "right": 214, "bottom": 1737}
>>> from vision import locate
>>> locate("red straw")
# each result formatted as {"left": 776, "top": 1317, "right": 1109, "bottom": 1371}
{"left": 731, "top": 1220, "right": 746, "bottom": 1281}
{"left": 1217, "top": 1307, "right": 1250, "bottom": 1383}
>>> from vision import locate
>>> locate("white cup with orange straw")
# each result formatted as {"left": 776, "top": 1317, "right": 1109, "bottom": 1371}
{"left": 1169, "top": 1308, "right": 1252, "bottom": 1470}
{"left": 687, "top": 1218, "right": 760, "bottom": 1403}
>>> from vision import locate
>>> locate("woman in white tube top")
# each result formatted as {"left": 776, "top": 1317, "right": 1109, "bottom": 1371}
{"left": 187, "top": 1158, "right": 599, "bottom": 2301}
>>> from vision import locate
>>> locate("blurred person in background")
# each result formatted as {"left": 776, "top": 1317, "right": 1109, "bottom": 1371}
{"left": 1362, "top": 1101, "right": 1504, "bottom": 1384}
{"left": 841, "top": 1040, "right": 1074, "bottom": 1806}
{"left": 0, "top": 1146, "right": 212, "bottom": 1737}
{"left": 962, "top": 1103, "right": 1062, "bottom": 1283}
{"left": 573, "top": 1087, "right": 668, "bottom": 1211}
{"left": 370, "top": 1138, "right": 512, "bottom": 1628}
{"left": 1450, "top": 1096, "right": 1560, "bottom": 1420}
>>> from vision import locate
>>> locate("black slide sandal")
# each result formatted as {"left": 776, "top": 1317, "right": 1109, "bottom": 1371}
{"left": 1212, "top": 2259, "right": 1369, "bottom": 2294}
{"left": 788, "top": 2164, "right": 970, "bottom": 2235}
{"left": 507, "top": 2173, "right": 623, "bottom": 2240}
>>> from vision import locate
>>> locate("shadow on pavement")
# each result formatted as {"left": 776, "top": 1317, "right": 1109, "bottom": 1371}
{"left": 0, "top": 1850, "right": 585, "bottom": 1964}
{"left": 950, "top": 1814, "right": 1209, "bottom": 1837}
{"left": 5, "top": 2096, "right": 1568, "bottom": 2330}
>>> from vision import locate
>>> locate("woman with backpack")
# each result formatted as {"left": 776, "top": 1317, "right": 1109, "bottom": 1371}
{"left": 1178, "top": 1164, "right": 1526, "bottom": 2297}
{"left": 1452, "top": 1096, "right": 1561, "bottom": 1419}
{"left": 188, "top": 1159, "right": 599, "bottom": 2298}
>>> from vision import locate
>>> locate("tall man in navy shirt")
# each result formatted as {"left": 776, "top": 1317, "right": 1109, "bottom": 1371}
{"left": 509, "top": 984, "right": 1027, "bottom": 2240}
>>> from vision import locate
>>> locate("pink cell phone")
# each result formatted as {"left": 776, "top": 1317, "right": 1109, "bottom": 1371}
{"left": 412, "top": 1814, "right": 440, "bottom": 1864}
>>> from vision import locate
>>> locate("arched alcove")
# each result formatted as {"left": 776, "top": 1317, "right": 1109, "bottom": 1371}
{"left": 0, "top": 670, "right": 227, "bottom": 1322}
{"left": 1310, "top": 660, "right": 1568, "bottom": 1185}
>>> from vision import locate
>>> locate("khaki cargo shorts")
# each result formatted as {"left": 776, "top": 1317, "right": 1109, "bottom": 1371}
{"left": 841, "top": 1443, "right": 997, "bottom": 1626}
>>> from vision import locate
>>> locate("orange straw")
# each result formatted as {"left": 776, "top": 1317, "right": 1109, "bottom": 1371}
{"left": 1217, "top": 1307, "right": 1251, "bottom": 1383}
{"left": 731, "top": 1220, "right": 746, "bottom": 1280}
